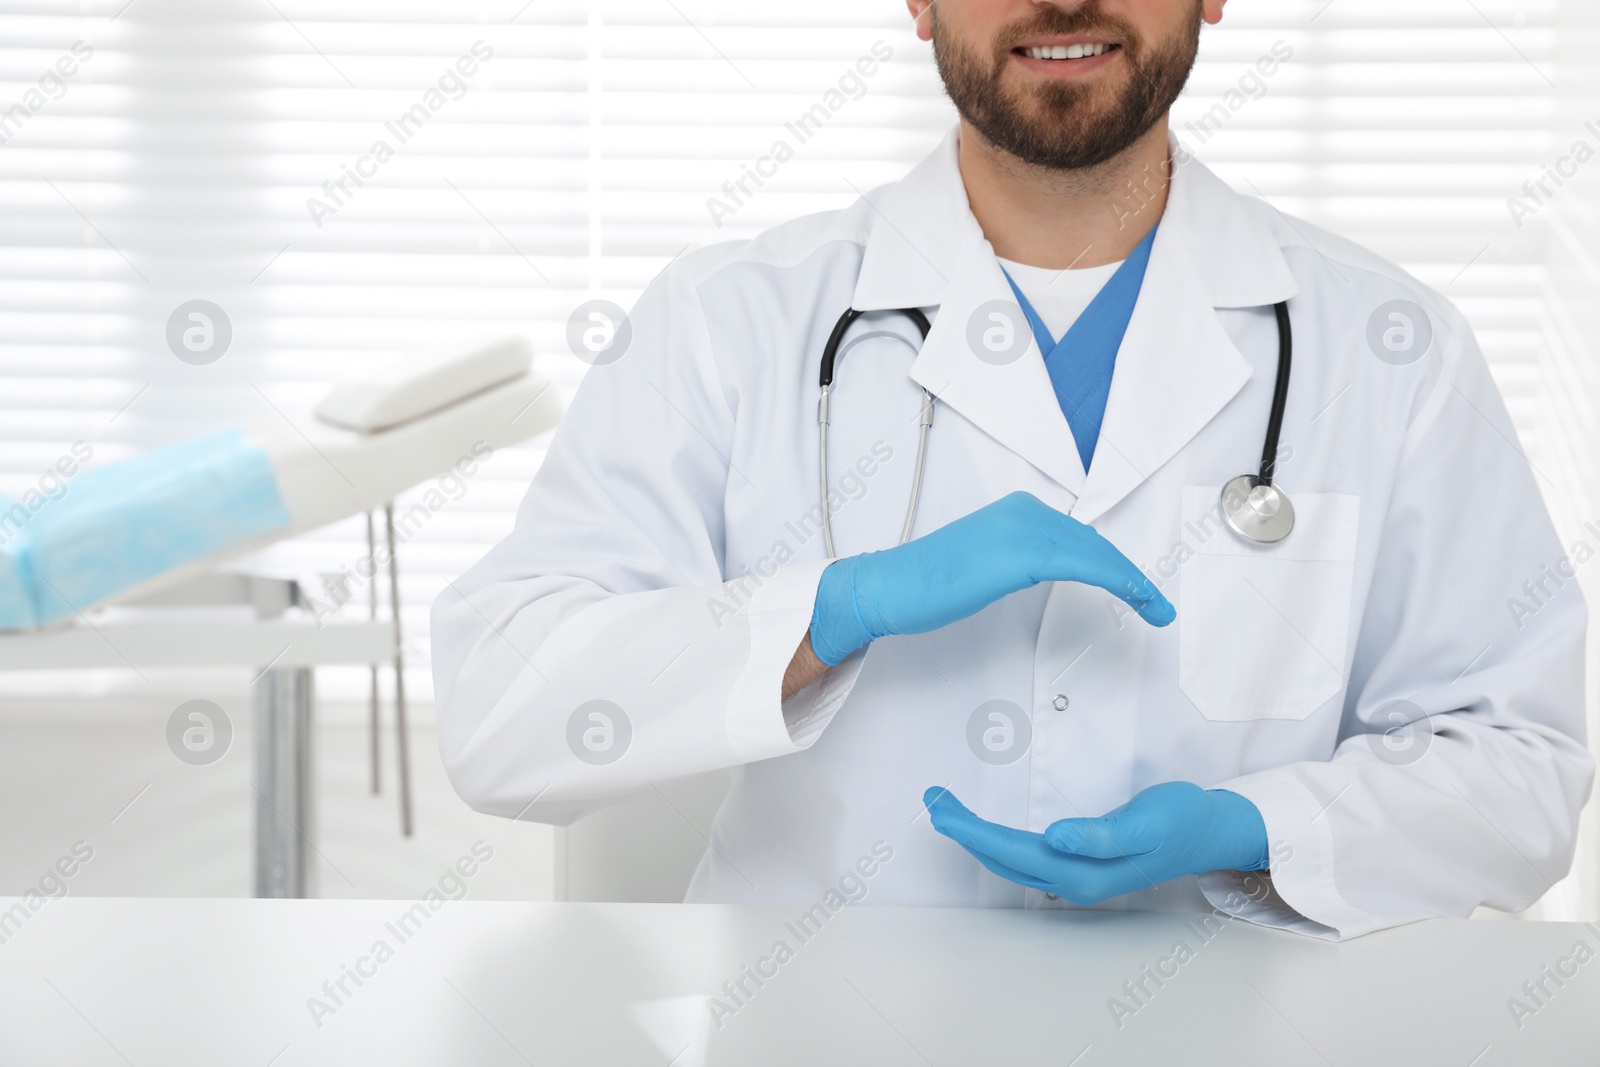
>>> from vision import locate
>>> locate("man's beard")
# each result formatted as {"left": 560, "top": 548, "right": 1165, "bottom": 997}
{"left": 931, "top": 2, "right": 1203, "bottom": 171}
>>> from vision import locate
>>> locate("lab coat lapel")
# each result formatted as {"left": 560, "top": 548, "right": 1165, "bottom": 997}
{"left": 851, "top": 131, "right": 1087, "bottom": 497}
{"left": 1071, "top": 147, "right": 1301, "bottom": 526}
{"left": 908, "top": 239, "right": 1088, "bottom": 496}
{"left": 1068, "top": 224, "right": 1249, "bottom": 525}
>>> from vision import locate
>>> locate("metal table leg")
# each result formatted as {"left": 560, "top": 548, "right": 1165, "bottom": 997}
{"left": 385, "top": 503, "right": 414, "bottom": 838}
{"left": 254, "top": 666, "right": 315, "bottom": 898}
{"left": 367, "top": 511, "right": 381, "bottom": 796}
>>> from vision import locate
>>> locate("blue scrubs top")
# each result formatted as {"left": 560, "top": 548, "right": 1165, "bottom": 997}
{"left": 1000, "top": 223, "right": 1158, "bottom": 472}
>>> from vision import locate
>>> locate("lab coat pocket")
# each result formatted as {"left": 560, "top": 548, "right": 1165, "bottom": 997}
{"left": 1178, "top": 486, "right": 1360, "bottom": 722}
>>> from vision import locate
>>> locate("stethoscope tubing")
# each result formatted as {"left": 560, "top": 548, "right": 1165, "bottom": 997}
{"left": 818, "top": 299, "right": 1294, "bottom": 553}
{"left": 1258, "top": 301, "right": 1292, "bottom": 486}
{"left": 818, "top": 307, "right": 932, "bottom": 559}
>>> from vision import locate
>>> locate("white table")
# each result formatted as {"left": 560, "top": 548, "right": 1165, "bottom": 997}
{"left": 1, "top": 898, "right": 1594, "bottom": 1065}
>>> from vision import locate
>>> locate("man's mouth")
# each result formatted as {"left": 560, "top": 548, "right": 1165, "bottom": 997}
{"left": 1016, "top": 42, "right": 1119, "bottom": 61}
{"left": 1005, "top": 37, "right": 1123, "bottom": 81}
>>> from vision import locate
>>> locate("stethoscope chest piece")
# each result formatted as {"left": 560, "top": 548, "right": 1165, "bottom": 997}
{"left": 1220, "top": 300, "right": 1297, "bottom": 546}
{"left": 1221, "top": 474, "right": 1295, "bottom": 544}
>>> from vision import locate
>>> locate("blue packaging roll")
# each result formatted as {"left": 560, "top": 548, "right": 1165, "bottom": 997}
{"left": 0, "top": 428, "right": 292, "bottom": 629}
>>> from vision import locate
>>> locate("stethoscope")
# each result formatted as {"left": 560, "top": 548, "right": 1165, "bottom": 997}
{"left": 1219, "top": 301, "right": 1295, "bottom": 544}
{"left": 817, "top": 307, "right": 934, "bottom": 559}
{"left": 816, "top": 300, "right": 1295, "bottom": 555}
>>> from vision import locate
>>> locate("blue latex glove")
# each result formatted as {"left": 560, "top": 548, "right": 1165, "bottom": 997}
{"left": 808, "top": 491, "right": 1175, "bottom": 665}
{"left": 924, "top": 783, "right": 1269, "bottom": 904}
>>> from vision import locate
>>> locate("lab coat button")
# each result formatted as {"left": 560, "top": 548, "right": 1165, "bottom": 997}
{"left": 1051, "top": 694, "right": 1069, "bottom": 711}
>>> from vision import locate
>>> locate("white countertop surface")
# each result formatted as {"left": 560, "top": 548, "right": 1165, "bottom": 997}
{"left": 0, "top": 897, "right": 1595, "bottom": 1065}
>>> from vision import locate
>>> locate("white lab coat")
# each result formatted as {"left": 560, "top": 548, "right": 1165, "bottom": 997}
{"left": 432, "top": 127, "right": 1592, "bottom": 940}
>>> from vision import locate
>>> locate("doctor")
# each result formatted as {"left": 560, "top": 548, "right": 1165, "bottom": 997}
{"left": 433, "top": 0, "right": 1591, "bottom": 939}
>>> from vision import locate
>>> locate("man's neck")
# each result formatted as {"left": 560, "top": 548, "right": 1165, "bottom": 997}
{"left": 957, "top": 117, "right": 1172, "bottom": 270}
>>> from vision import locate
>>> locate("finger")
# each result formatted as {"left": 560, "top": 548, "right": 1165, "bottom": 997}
{"left": 1038, "top": 529, "right": 1174, "bottom": 627}
{"left": 923, "top": 786, "right": 983, "bottom": 837}
{"left": 956, "top": 841, "right": 1056, "bottom": 893}
{"left": 922, "top": 785, "right": 958, "bottom": 814}
{"left": 924, "top": 786, "right": 990, "bottom": 835}
{"left": 925, "top": 789, "right": 1064, "bottom": 879}
{"left": 1044, "top": 811, "right": 1160, "bottom": 858}
{"left": 1078, "top": 556, "right": 1175, "bottom": 627}
{"left": 1130, "top": 582, "right": 1177, "bottom": 627}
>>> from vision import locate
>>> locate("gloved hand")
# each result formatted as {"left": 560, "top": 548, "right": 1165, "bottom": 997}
{"left": 923, "top": 782, "right": 1269, "bottom": 904}
{"left": 808, "top": 491, "right": 1174, "bottom": 665}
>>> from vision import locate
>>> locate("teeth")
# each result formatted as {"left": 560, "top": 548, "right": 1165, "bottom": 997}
{"left": 1024, "top": 43, "right": 1111, "bottom": 60}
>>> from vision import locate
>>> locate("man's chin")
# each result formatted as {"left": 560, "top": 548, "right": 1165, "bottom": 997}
{"left": 1000, "top": 82, "right": 1127, "bottom": 128}
{"left": 983, "top": 109, "right": 1135, "bottom": 166}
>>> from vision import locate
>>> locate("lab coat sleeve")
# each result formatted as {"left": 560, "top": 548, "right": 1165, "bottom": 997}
{"left": 429, "top": 260, "right": 863, "bottom": 825}
{"left": 1199, "top": 306, "right": 1594, "bottom": 940}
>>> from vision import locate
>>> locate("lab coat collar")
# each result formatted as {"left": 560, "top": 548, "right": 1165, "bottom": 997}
{"left": 849, "top": 126, "right": 1300, "bottom": 522}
